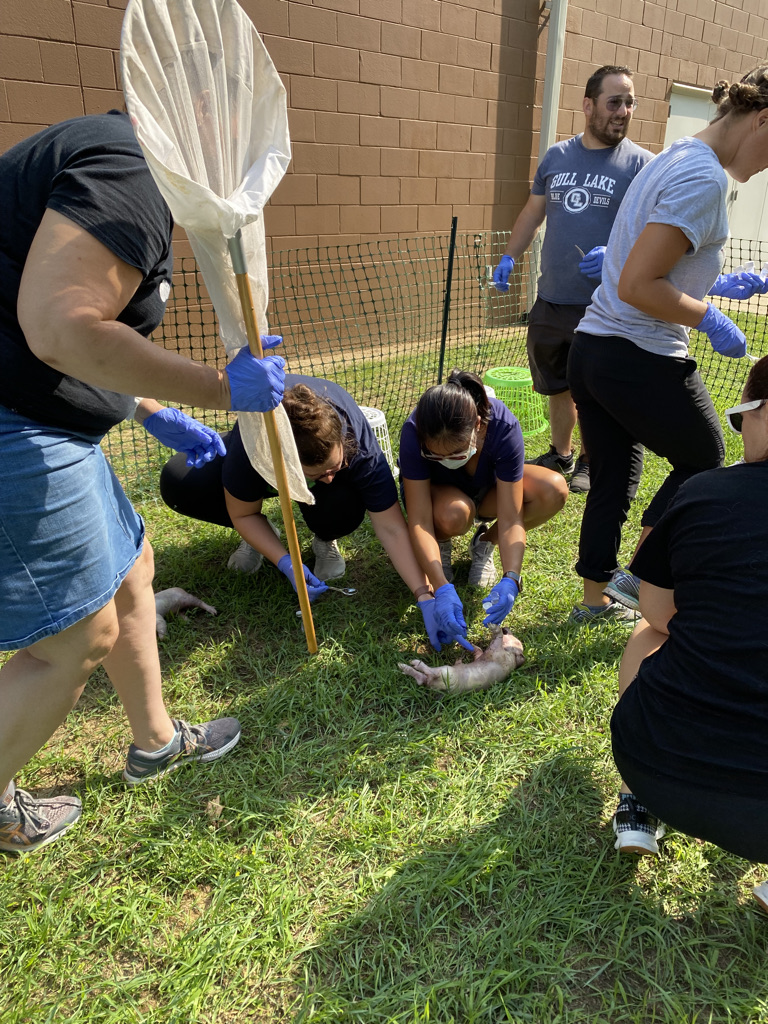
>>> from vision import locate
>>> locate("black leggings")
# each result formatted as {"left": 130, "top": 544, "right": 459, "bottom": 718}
{"left": 159, "top": 442, "right": 367, "bottom": 542}
{"left": 613, "top": 743, "right": 768, "bottom": 862}
{"left": 567, "top": 332, "right": 724, "bottom": 583}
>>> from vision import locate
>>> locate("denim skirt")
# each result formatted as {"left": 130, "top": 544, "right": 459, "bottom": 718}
{"left": 0, "top": 405, "right": 144, "bottom": 651}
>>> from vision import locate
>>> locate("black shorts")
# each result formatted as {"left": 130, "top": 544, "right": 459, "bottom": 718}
{"left": 526, "top": 297, "right": 587, "bottom": 395}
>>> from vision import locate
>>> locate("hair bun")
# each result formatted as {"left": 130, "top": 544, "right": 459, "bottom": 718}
{"left": 712, "top": 79, "right": 730, "bottom": 104}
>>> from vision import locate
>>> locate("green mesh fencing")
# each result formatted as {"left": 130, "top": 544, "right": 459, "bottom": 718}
{"left": 102, "top": 231, "right": 768, "bottom": 495}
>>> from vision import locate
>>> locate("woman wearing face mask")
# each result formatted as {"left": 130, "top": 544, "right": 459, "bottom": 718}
{"left": 399, "top": 370, "right": 569, "bottom": 650}
{"left": 608, "top": 355, "right": 768, "bottom": 911}
{"left": 160, "top": 375, "right": 441, "bottom": 640}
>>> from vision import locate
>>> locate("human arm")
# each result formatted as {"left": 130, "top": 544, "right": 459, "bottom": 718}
{"left": 224, "top": 489, "right": 327, "bottom": 601}
{"left": 616, "top": 223, "right": 711, "bottom": 327}
{"left": 401, "top": 476, "right": 451, "bottom": 590}
{"left": 481, "top": 478, "right": 526, "bottom": 626}
{"left": 17, "top": 209, "right": 284, "bottom": 411}
{"left": 368, "top": 502, "right": 431, "bottom": 596}
{"left": 224, "top": 490, "right": 288, "bottom": 565}
{"left": 637, "top": 581, "right": 677, "bottom": 634}
{"left": 617, "top": 223, "right": 746, "bottom": 357}
{"left": 502, "top": 193, "right": 547, "bottom": 262}
{"left": 492, "top": 193, "right": 547, "bottom": 291}
{"left": 135, "top": 399, "right": 226, "bottom": 468}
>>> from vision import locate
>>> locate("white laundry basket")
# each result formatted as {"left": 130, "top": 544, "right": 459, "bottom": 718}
{"left": 359, "top": 406, "right": 399, "bottom": 477}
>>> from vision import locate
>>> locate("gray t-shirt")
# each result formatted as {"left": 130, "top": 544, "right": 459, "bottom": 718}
{"left": 534, "top": 134, "right": 653, "bottom": 305}
{"left": 578, "top": 137, "right": 729, "bottom": 357}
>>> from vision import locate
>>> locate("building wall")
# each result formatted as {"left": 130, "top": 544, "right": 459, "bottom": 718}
{"left": 1, "top": 0, "right": 767, "bottom": 254}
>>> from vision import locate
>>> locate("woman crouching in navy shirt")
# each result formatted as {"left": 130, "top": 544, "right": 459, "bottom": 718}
{"left": 399, "top": 370, "right": 568, "bottom": 651}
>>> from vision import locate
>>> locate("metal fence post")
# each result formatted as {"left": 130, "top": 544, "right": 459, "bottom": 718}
{"left": 437, "top": 216, "right": 459, "bottom": 384}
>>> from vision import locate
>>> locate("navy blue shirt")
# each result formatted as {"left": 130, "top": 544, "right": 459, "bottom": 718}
{"left": 399, "top": 397, "right": 525, "bottom": 494}
{"left": 222, "top": 375, "right": 398, "bottom": 512}
{"left": 0, "top": 111, "right": 173, "bottom": 436}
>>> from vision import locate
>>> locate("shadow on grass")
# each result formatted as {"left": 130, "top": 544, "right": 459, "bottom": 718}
{"left": 286, "top": 751, "right": 768, "bottom": 1024}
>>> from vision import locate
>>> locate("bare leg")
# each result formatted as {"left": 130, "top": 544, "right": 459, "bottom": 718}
{"left": 430, "top": 485, "right": 475, "bottom": 541}
{"left": 617, "top": 618, "right": 668, "bottom": 793}
{"left": 101, "top": 540, "right": 175, "bottom": 753}
{"left": 0, "top": 602, "right": 119, "bottom": 792}
{"left": 549, "top": 390, "right": 579, "bottom": 457}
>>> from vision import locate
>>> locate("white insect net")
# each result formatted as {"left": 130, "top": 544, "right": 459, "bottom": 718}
{"left": 121, "top": 0, "right": 313, "bottom": 504}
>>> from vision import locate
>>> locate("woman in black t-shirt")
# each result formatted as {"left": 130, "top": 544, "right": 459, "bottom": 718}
{"left": 609, "top": 355, "right": 768, "bottom": 910}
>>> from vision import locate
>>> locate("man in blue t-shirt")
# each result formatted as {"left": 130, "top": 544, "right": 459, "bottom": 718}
{"left": 492, "top": 66, "right": 653, "bottom": 494}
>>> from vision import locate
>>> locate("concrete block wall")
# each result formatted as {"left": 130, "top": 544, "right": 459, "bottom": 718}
{"left": 1, "top": 0, "right": 767, "bottom": 254}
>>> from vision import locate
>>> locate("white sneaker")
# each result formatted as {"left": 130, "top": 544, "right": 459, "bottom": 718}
{"left": 467, "top": 526, "right": 497, "bottom": 586}
{"left": 438, "top": 539, "right": 453, "bottom": 583}
{"left": 311, "top": 536, "right": 346, "bottom": 580}
{"left": 753, "top": 882, "right": 768, "bottom": 912}
{"left": 612, "top": 794, "right": 665, "bottom": 856}
{"left": 227, "top": 521, "right": 280, "bottom": 574}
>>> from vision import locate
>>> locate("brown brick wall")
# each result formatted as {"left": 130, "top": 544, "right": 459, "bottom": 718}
{"left": 1, "top": 0, "right": 767, "bottom": 254}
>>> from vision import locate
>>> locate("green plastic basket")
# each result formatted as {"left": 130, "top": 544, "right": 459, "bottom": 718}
{"left": 483, "top": 366, "right": 548, "bottom": 437}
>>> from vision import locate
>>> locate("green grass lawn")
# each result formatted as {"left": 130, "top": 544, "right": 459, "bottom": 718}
{"left": 3, "top": 418, "right": 768, "bottom": 1024}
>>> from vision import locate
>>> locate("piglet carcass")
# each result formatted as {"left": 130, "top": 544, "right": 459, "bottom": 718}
{"left": 398, "top": 627, "right": 524, "bottom": 694}
{"left": 154, "top": 588, "right": 217, "bottom": 638}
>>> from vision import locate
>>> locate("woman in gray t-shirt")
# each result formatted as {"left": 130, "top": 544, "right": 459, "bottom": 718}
{"left": 567, "top": 66, "right": 768, "bottom": 624}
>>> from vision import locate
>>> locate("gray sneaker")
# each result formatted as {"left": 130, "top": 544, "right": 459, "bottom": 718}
{"left": 467, "top": 526, "right": 497, "bottom": 587}
{"left": 604, "top": 568, "right": 641, "bottom": 611}
{"left": 123, "top": 717, "right": 241, "bottom": 786}
{"left": 569, "top": 599, "right": 638, "bottom": 624}
{"left": 0, "top": 780, "right": 82, "bottom": 854}
{"left": 311, "top": 536, "right": 346, "bottom": 580}
{"left": 227, "top": 521, "right": 280, "bottom": 573}
{"left": 438, "top": 539, "right": 453, "bottom": 583}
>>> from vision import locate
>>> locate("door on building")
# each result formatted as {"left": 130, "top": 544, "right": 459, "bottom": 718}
{"left": 664, "top": 84, "right": 768, "bottom": 245}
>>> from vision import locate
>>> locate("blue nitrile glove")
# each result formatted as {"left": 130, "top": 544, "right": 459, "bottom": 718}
{"left": 418, "top": 597, "right": 448, "bottom": 652}
{"left": 277, "top": 554, "right": 329, "bottom": 603}
{"left": 579, "top": 245, "right": 606, "bottom": 281}
{"left": 226, "top": 339, "right": 285, "bottom": 412}
{"left": 433, "top": 583, "right": 474, "bottom": 652}
{"left": 143, "top": 408, "right": 226, "bottom": 468}
{"left": 492, "top": 255, "right": 514, "bottom": 292}
{"left": 695, "top": 303, "right": 747, "bottom": 359}
{"left": 708, "top": 272, "right": 768, "bottom": 300}
{"left": 481, "top": 577, "right": 519, "bottom": 627}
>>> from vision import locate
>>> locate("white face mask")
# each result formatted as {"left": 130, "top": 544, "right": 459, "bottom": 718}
{"left": 437, "top": 446, "right": 477, "bottom": 470}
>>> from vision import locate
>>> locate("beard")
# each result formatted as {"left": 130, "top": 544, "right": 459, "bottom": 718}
{"left": 588, "top": 109, "right": 630, "bottom": 147}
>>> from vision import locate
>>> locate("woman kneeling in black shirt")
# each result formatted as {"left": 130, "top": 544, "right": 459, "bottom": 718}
{"left": 610, "top": 355, "right": 768, "bottom": 909}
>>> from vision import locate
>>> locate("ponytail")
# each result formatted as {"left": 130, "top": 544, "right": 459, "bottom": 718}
{"left": 415, "top": 369, "right": 490, "bottom": 447}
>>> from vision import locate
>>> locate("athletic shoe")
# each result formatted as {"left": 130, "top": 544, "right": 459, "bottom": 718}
{"left": 569, "top": 599, "right": 638, "bottom": 624}
{"left": 227, "top": 521, "right": 280, "bottom": 574}
{"left": 752, "top": 882, "right": 768, "bottom": 912}
{"left": 525, "top": 444, "right": 575, "bottom": 477}
{"left": 0, "top": 780, "right": 82, "bottom": 854}
{"left": 612, "top": 793, "right": 665, "bottom": 855}
{"left": 123, "top": 717, "right": 241, "bottom": 786}
{"left": 569, "top": 457, "right": 591, "bottom": 494}
{"left": 311, "top": 536, "right": 346, "bottom": 580}
{"left": 438, "top": 539, "right": 454, "bottom": 583}
{"left": 467, "top": 526, "right": 497, "bottom": 587}
{"left": 604, "top": 568, "right": 641, "bottom": 611}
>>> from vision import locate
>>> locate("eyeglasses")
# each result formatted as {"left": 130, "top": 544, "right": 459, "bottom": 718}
{"left": 421, "top": 430, "right": 476, "bottom": 462}
{"left": 724, "top": 398, "right": 767, "bottom": 433}
{"left": 604, "top": 95, "right": 638, "bottom": 112}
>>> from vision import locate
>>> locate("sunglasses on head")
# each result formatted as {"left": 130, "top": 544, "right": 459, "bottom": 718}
{"left": 604, "top": 95, "right": 638, "bottom": 112}
{"left": 724, "top": 398, "right": 767, "bottom": 433}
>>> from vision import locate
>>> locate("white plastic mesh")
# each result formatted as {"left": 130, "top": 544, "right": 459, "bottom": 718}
{"left": 121, "top": 0, "right": 313, "bottom": 504}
